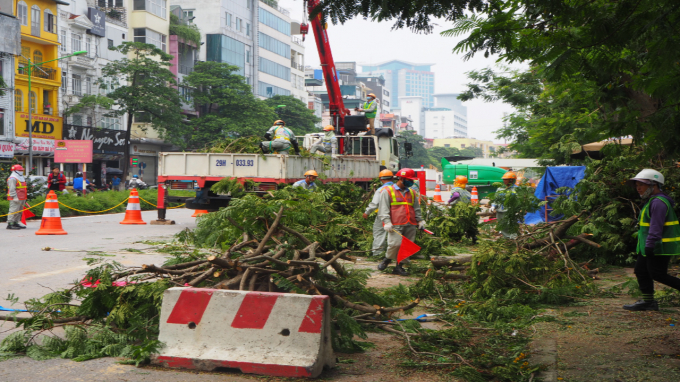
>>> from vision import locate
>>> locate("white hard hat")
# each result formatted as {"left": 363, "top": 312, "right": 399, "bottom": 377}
{"left": 627, "top": 169, "right": 664, "bottom": 186}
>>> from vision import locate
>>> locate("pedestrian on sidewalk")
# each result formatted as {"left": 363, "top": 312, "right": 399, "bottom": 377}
{"left": 111, "top": 175, "right": 122, "bottom": 191}
{"left": 377, "top": 168, "right": 426, "bottom": 276}
{"left": 363, "top": 169, "right": 394, "bottom": 257}
{"left": 47, "top": 166, "right": 66, "bottom": 193}
{"left": 6, "top": 164, "right": 27, "bottom": 230}
{"left": 623, "top": 169, "right": 680, "bottom": 311}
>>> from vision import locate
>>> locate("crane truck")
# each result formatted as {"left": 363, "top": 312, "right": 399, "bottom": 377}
{"left": 151, "top": 0, "right": 413, "bottom": 223}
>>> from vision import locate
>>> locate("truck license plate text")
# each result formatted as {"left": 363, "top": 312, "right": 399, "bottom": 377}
{"left": 235, "top": 159, "right": 254, "bottom": 167}
{"left": 215, "top": 159, "right": 227, "bottom": 167}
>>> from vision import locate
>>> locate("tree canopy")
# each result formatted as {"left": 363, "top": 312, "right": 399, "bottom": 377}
{"left": 263, "top": 95, "right": 321, "bottom": 135}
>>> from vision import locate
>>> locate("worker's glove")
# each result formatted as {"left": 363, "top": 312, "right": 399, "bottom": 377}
{"left": 383, "top": 222, "right": 393, "bottom": 232}
{"left": 264, "top": 132, "right": 272, "bottom": 140}
{"left": 12, "top": 197, "right": 19, "bottom": 201}
{"left": 418, "top": 220, "right": 426, "bottom": 230}
{"left": 645, "top": 247, "right": 655, "bottom": 256}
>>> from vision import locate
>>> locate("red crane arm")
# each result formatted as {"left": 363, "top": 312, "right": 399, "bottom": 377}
{"left": 302, "top": 0, "right": 350, "bottom": 132}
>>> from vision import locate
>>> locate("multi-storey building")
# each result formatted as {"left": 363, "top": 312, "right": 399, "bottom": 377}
{"left": 57, "top": 0, "right": 128, "bottom": 183}
{"left": 0, "top": 6, "right": 21, "bottom": 160}
{"left": 356, "top": 73, "right": 390, "bottom": 113}
{"left": 432, "top": 137, "right": 502, "bottom": 159}
{"left": 168, "top": 5, "right": 197, "bottom": 119}
{"left": 360, "top": 60, "right": 435, "bottom": 109}
{"left": 14, "top": 0, "right": 67, "bottom": 174}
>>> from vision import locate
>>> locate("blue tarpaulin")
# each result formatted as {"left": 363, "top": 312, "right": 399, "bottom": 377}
{"left": 525, "top": 166, "right": 586, "bottom": 225}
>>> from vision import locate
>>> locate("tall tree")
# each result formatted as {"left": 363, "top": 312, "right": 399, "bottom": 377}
{"left": 263, "top": 95, "right": 321, "bottom": 134}
{"left": 398, "top": 131, "right": 433, "bottom": 169}
{"left": 76, "top": 42, "right": 183, "bottom": 182}
{"left": 183, "top": 61, "right": 276, "bottom": 148}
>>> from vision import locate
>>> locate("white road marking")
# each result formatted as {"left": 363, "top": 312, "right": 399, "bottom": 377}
{"left": 10, "top": 265, "right": 91, "bottom": 281}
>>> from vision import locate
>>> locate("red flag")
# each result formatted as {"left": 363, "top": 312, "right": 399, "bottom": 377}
{"left": 21, "top": 203, "right": 35, "bottom": 225}
{"left": 397, "top": 235, "right": 421, "bottom": 263}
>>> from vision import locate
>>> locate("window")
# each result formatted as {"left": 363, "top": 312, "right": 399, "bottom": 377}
{"left": 258, "top": 32, "right": 290, "bottom": 58}
{"left": 134, "top": 28, "right": 166, "bottom": 51}
{"left": 258, "top": 81, "right": 290, "bottom": 98}
{"left": 460, "top": 144, "right": 465, "bottom": 148}
{"left": 246, "top": 49, "right": 250, "bottom": 63}
{"left": 73, "top": 114, "right": 83, "bottom": 126}
{"left": 98, "top": 0, "right": 124, "bottom": 6}
{"left": 61, "top": 76, "right": 67, "bottom": 93}
{"left": 29, "top": 91, "right": 37, "bottom": 113}
{"left": 236, "top": 18, "right": 241, "bottom": 32}
{"left": 33, "top": 50, "right": 43, "bottom": 64}
{"left": 444, "top": 144, "right": 450, "bottom": 148}
{"left": 60, "top": 30, "right": 67, "bottom": 52}
{"left": 259, "top": 8, "right": 290, "bottom": 36}
{"left": 85, "top": 76, "right": 92, "bottom": 95}
{"left": 224, "top": 12, "right": 232, "bottom": 27}
{"left": 44, "top": 9, "right": 55, "bottom": 33}
{"left": 108, "top": 39, "right": 114, "bottom": 48}
{"left": 101, "top": 116, "right": 121, "bottom": 130}
{"left": 183, "top": 10, "right": 193, "bottom": 19}
{"left": 86, "top": 37, "right": 91, "bottom": 57}
{"left": 71, "top": 33, "right": 82, "bottom": 53}
{"left": 134, "top": 0, "right": 165, "bottom": 18}
{"left": 14, "top": 90, "right": 23, "bottom": 112}
{"left": 259, "top": 57, "right": 290, "bottom": 81}
{"left": 246, "top": 0, "right": 251, "bottom": 9}
{"left": 246, "top": 23, "right": 250, "bottom": 36}
{"left": 31, "top": 5, "right": 41, "bottom": 36}
{"left": 134, "top": 112, "right": 152, "bottom": 123}
{"left": 179, "top": 87, "right": 192, "bottom": 102}
{"left": 18, "top": 2, "right": 28, "bottom": 25}
{"left": 206, "top": 34, "right": 246, "bottom": 75}
{"left": 72, "top": 74, "right": 82, "bottom": 96}
{"left": 0, "top": 110, "right": 4, "bottom": 136}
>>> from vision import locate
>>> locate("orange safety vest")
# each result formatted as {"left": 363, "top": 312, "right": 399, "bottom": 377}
{"left": 386, "top": 185, "right": 417, "bottom": 226}
{"left": 7, "top": 178, "right": 27, "bottom": 201}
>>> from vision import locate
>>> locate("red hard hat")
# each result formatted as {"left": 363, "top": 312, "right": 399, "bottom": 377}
{"left": 11, "top": 164, "right": 24, "bottom": 172}
{"left": 396, "top": 168, "right": 418, "bottom": 180}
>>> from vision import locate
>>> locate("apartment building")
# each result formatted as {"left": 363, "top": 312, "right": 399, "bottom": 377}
{"left": 360, "top": 60, "right": 435, "bottom": 108}
{"left": 0, "top": 6, "right": 20, "bottom": 160}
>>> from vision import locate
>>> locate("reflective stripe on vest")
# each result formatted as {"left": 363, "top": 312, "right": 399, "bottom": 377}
{"left": 274, "top": 126, "right": 291, "bottom": 141}
{"left": 637, "top": 196, "right": 680, "bottom": 256}
{"left": 7, "top": 179, "right": 27, "bottom": 201}
{"left": 386, "top": 185, "right": 417, "bottom": 226}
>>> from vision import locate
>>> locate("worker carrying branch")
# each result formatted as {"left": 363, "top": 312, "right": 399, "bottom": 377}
{"left": 309, "top": 125, "right": 338, "bottom": 157}
{"left": 355, "top": 93, "right": 378, "bottom": 135}
{"left": 260, "top": 120, "right": 300, "bottom": 155}
{"left": 377, "top": 168, "right": 426, "bottom": 276}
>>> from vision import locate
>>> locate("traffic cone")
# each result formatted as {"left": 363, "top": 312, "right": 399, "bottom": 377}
{"left": 471, "top": 186, "right": 479, "bottom": 205}
{"left": 36, "top": 191, "right": 67, "bottom": 235}
{"left": 433, "top": 184, "right": 443, "bottom": 202}
{"left": 191, "top": 210, "right": 208, "bottom": 217}
{"left": 120, "top": 189, "right": 147, "bottom": 225}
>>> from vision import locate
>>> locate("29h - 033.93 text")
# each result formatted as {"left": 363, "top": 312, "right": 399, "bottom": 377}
{"left": 215, "top": 159, "right": 254, "bottom": 167}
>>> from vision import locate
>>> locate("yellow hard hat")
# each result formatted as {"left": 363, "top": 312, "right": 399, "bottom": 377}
{"left": 274, "top": 120, "right": 285, "bottom": 126}
{"left": 323, "top": 125, "right": 335, "bottom": 131}
{"left": 502, "top": 171, "right": 517, "bottom": 180}
{"left": 379, "top": 169, "right": 393, "bottom": 179}
{"left": 304, "top": 170, "right": 319, "bottom": 177}
{"left": 367, "top": 93, "right": 376, "bottom": 98}
{"left": 454, "top": 175, "right": 468, "bottom": 185}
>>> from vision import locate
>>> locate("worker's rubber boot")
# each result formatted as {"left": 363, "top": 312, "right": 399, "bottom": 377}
{"left": 16, "top": 222, "right": 26, "bottom": 229}
{"left": 377, "top": 258, "right": 391, "bottom": 271}
{"left": 623, "top": 300, "right": 659, "bottom": 311}
{"left": 392, "top": 263, "right": 409, "bottom": 276}
{"left": 6, "top": 223, "right": 20, "bottom": 230}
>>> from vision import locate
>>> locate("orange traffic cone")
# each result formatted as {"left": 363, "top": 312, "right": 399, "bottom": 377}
{"left": 120, "top": 189, "right": 147, "bottom": 225}
{"left": 471, "top": 186, "right": 479, "bottom": 205}
{"left": 191, "top": 210, "right": 208, "bottom": 217}
{"left": 433, "top": 184, "right": 443, "bottom": 202}
{"left": 36, "top": 191, "right": 67, "bottom": 235}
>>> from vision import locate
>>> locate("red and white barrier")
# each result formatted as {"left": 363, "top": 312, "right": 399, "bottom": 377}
{"left": 152, "top": 288, "right": 335, "bottom": 378}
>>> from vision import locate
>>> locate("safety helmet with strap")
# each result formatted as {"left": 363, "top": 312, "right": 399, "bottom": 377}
{"left": 396, "top": 168, "right": 418, "bottom": 180}
{"left": 11, "top": 164, "right": 24, "bottom": 172}
{"left": 628, "top": 169, "right": 665, "bottom": 186}
{"left": 502, "top": 171, "right": 517, "bottom": 180}
{"left": 304, "top": 170, "right": 318, "bottom": 177}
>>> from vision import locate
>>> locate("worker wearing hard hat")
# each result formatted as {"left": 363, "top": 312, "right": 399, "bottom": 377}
{"left": 623, "top": 169, "right": 680, "bottom": 312}
{"left": 448, "top": 176, "right": 472, "bottom": 205}
{"left": 363, "top": 170, "right": 395, "bottom": 257}
{"left": 491, "top": 171, "right": 518, "bottom": 238}
{"left": 310, "top": 125, "right": 338, "bottom": 157}
{"left": 355, "top": 93, "right": 378, "bottom": 135}
{"left": 377, "top": 168, "right": 426, "bottom": 276}
{"left": 293, "top": 170, "right": 319, "bottom": 191}
{"left": 6, "top": 164, "right": 28, "bottom": 230}
{"left": 261, "top": 120, "right": 301, "bottom": 155}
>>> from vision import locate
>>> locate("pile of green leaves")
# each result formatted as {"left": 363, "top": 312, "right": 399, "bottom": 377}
{"left": 425, "top": 201, "right": 480, "bottom": 242}
{"left": 489, "top": 183, "right": 542, "bottom": 236}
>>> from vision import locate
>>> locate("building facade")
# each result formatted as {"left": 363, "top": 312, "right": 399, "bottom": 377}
{"left": 360, "top": 60, "right": 435, "bottom": 109}
{"left": 433, "top": 93, "right": 467, "bottom": 137}
{"left": 398, "top": 96, "right": 424, "bottom": 136}
{"left": 432, "top": 137, "right": 502, "bottom": 159}
{"left": 0, "top": 6, "right": 21, "bottom": 161}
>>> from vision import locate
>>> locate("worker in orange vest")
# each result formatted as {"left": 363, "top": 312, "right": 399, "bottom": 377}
{"left": 376, "top": 168, "right": 426, "bottom": 275}
{"left": 6, "top": 164, "right": 28, "bottom": 230}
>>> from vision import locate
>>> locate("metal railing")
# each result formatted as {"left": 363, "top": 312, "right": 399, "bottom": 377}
{"left": 178, "top": 65, "right": 194, "bottom": 75}
{"left": 17, "top": 59, "right": 57, "bottom": 80}
{"left": 290, "top": 61, "right": 303, "bottom": 71}
{"left": 260, "top": 0, "right": 290, "bottom": 16}
{"left": 98, "top": 6, "right": 127, "bottom": 27}
{"left": 291, "top": 36, "right": 304, "bottom": 46}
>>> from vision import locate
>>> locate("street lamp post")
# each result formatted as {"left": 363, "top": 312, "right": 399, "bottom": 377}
{"left": 24, "top": 50, "right": 87, "bottom": 172}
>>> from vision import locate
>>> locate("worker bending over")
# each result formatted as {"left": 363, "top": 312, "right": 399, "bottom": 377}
{"left": 293, "top": 170, "right": 318, "bottom": 191}
{"left": 261, "top": 120, "right": 300, "bottom": 155}
{"left": 448, "top": 176, "right": 471, "bottom": 205}
{"left": 363, "top": 170, "right": 394, "bottom": 257}
{"left": 310, "top": 125, "right": 338, "bottom": 156}
{"left": 377, "top": 168, "right": 426, "bottom": 276}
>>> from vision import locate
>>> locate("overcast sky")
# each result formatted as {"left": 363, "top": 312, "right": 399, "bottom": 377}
{"left": 278, "top": 0, "right": 522, "bottom": 143}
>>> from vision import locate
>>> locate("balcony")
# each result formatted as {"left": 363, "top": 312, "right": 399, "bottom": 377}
{"left": 17, "top": 59, "right": 57, "bottom": 81}
{"left": 178, "top": 65, "right": 194, "bottom": 75}
{"left": 98, "top": 6, "right": 127, "bottom": 27}
{"left": 291, "top": 36, "right": 304, "bottom": 47}
{"left": 290, "top": 61, "right": 303, "bottom": 71}
{"left": 260, "top": 0, "right": 290, "bottom": 16}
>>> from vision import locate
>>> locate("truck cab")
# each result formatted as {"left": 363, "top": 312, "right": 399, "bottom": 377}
{"left": 301, "top": 128, "right": 400, "bottom": 172}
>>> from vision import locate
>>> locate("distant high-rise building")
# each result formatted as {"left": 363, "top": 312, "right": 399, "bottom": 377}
{"left": 360, "top": 60, "right": 435, "bottom": 108}
{"left": 423, "top": 94, "right": 468, "bottom": 139}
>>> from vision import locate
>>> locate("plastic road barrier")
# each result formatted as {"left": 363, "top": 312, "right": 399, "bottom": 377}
{"left": 152, "top": 288, "right": 335, "bottom": 378}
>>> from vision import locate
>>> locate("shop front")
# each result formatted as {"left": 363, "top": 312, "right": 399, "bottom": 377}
{"left": 63, "top": 124, "right": 126, "bottom": 186}
{"left": 130, "top": 143, "right": 159, "bottom": 185}
{"left": 13, "top": 112, "right": 62, "bottom": 175}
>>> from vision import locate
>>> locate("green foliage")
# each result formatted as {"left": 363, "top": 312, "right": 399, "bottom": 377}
{"left": 425, "top": 201, "right": 480, "bottom": 242}
{"left": 182, "top": 61, "right": 276, "bottom": 148}
{"left": 210, "top": 177, "right": 247, "bottom": 198}
{"left": 398, "top": 131, "right": 433, "bottom": 168}
{"left": 263, "top": 95, "right": 322, "bottom": 135}
{"left": 490, "top": 184, "right": 541, "bottom": 235}
{"left": 169, "top": 14, "right": 201, "bottom": 46}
